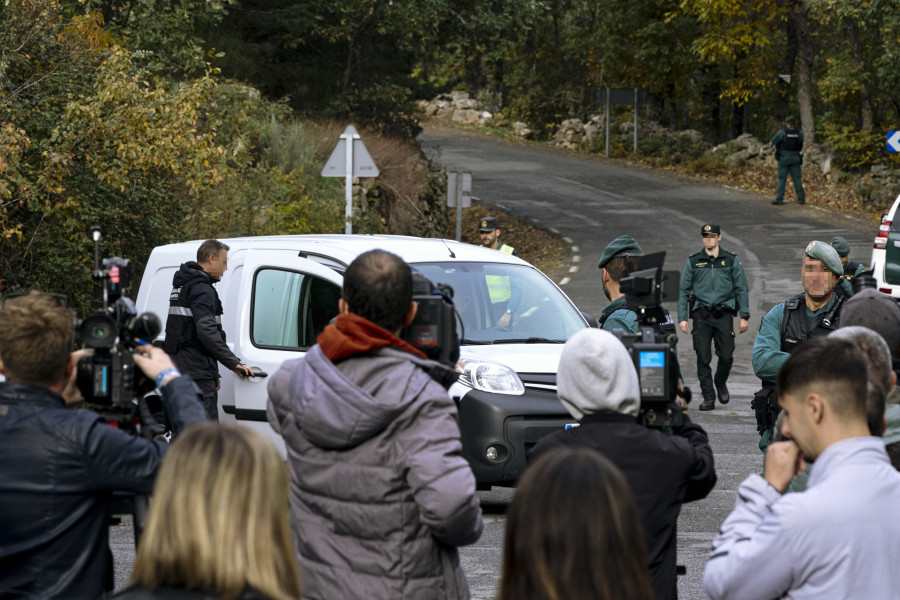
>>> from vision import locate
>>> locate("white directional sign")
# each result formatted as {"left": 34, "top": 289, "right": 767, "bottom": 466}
{"left": 321, "top": 125, "right": 380, "bottom": 177}
{"left": 321, "top": 125, "right": 380, "bottom": 234}
{"left": 888, "top": 131, "right": 900, "bottom": 153}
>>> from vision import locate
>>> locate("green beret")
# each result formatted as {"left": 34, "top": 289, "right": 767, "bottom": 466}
{"left": 598, "top": 235, "right": 643, "bottom": 270}
{"left": 830, "top": 236, "right": 851, "bottom": 257}
{"left": 804, "top": 240, "right": 842, "bottom": 276}
{"left": 785, "top": 115, "right": 796, "bottom": 123}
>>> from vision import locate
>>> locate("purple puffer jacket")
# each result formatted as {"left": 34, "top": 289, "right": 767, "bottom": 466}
{"left": 267, "top": 345, "right": 483, "bottom": 600}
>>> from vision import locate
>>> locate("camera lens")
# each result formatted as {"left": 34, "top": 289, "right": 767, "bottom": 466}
{"left": 78, "top": 314, "right": 118, "bottom": 348}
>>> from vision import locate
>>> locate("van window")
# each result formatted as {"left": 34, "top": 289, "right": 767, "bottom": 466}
{"left": 251, "top": 268, "right": 341, "bottom": 349}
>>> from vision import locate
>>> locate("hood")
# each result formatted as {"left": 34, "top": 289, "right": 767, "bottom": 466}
{"left": 459, "top": 344, "right": 563, "bottom": 375}
{"left": 289, "top": 345, "right": 457, "bottom": 450}
{"left": 172, "top": 261, "right": 212, "bottom": 288}
{"left": 556, "top": 328, "right": 640, "bottom": 420}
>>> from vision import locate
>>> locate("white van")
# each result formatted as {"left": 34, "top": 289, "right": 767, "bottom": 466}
{"left": 136, "top": 234, "right": 590, "bottom": 488}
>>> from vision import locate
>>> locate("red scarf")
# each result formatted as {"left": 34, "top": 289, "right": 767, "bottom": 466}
{"left": 317, "top": 313, "right": 427, "bottom": 362}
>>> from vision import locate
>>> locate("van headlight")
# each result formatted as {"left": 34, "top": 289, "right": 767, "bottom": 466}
{"left": 456, "top": 357, "right": 525, "bottom": 395}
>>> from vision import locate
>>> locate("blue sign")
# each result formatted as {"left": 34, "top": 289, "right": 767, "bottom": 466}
{"left": 639, "top": 351, "right": 665, "bottom": 368}
{"left": 889, "top": 131, "right": 900, "bottom": 153}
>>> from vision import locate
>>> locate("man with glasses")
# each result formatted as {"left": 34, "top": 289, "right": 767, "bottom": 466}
{"left": 677, "top": 224, "right": 751, "bottom": 411}
{"left": 0, "top": 292, "right": 207, "bottom": 599}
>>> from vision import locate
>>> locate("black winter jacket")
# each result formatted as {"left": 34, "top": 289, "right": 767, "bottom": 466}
{"left": 0, "top": 377, "right": 207, "bottom": 599}
{"left": 529, "top": 412, "right": 716, "bottom": 600}
{"left": 164, "top": 262, "right": 241, "bottom": 382}
{"left": 108, "top": 584, "right": 273, "bottom": 600}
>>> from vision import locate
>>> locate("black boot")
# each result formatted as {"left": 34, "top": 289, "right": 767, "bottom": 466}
{"left": 716, "top": 383, "right": 730, "bottom": 405}
{"left": 699, "top": 397, "right": 716, "bottom": 411}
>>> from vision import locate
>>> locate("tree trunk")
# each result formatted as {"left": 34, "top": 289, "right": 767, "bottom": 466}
{"left": 791, "top": 4, "right": 815, "bottom": 145}
{"left": 774, "top": 4, "right": 798, "bottom": 133}
{"left": 845, "top": 18, "right": 874, "bottom": 131}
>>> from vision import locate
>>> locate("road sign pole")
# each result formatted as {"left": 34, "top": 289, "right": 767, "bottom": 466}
{"left": 455, "top": 178, "right": 463, "bottom": 242}
{"left": 343, "top": 130, "right": 357, "bottom": 235}
{"left": 634, "top": 88, "right": 639, "bottom": 152}
{"left": 605, "top": 88, "right": 611, "bottom": 158}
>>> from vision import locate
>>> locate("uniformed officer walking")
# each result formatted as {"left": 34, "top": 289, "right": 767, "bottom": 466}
{"left": 771, "top": 115, "right": 805, "bottom": 205}
{"left": 677, "top": 224, "right": 750, "bottom": 412}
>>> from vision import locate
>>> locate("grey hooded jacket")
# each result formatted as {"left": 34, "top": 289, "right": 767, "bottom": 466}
{"left": 267, "top": 345, "right": 483, "bottom": 600}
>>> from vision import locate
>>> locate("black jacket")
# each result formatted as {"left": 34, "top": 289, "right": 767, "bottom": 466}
{"left": 164, "top": 262, "right": 241, "bottom": 381}
{"left": 109, "top": 585, "right": 273, "bottom": 600}
{"left": 529, "top": 412, "right": 716, "bottom": 600}
{"left": 0, "top": 377, "right": 207, "bottom": 599}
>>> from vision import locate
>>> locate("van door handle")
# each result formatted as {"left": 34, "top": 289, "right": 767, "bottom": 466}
{"left": 250, "top": 367, "right": 269, "bottom": 378}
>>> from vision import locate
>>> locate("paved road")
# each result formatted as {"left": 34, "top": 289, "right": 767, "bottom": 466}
{"left": 110, "top": 126, "right": 876, "bottom": 598}
{"left": 418, "top": 125, "right": 875, "bottom": 599}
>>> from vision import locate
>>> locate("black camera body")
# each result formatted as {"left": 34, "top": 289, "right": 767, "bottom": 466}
{"left": 612, "top": 251, "right": 683, "bottom": 428}
{"left": 76, "top": 230, "right": 161, "bottom": 413}
{"left": 402, "top": 272, "right": 459, "bottom": 366}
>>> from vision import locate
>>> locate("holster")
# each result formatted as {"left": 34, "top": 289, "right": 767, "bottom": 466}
{"left": 750, "top": 385, "right": 778, "bottom": 434}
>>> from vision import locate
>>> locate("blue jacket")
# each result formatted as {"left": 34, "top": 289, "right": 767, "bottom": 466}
{"left": 0, "top": 377, "right": 206, "bottom": 599}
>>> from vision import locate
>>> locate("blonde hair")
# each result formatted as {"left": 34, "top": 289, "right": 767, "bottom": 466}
{"left": 0, "top": 293, "right": 73, "bottom": 385}
{"left": 130, "top": 423, "right": 302, "bottom": 600}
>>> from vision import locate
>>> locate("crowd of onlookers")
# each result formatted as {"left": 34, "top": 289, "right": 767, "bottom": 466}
{"left": 3, "top": 241, "right": 900, "bottom": 600}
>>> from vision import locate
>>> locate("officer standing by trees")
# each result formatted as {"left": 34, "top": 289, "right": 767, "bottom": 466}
{"left": 771, "top": 115, "right": 805, "bottom": 206}
{"left": 677, "top": 224, "right": 750, "bottom": 412}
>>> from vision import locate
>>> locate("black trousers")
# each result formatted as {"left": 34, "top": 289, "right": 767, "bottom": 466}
{"left": 691, "top": 310, "right": 735, "bottom": 400}
{"left": 194, "top": 377, "right": 220, "bottom": 421}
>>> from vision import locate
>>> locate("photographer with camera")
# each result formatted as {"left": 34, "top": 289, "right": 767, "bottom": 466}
{"left": 529, "top": 328, "right": 716, "bottom": 600}
{"left": 266, "top": 249, "right": 483, "bottom": 600}
{"left": 0, "top": 293, "right": 208, "bottom": 599}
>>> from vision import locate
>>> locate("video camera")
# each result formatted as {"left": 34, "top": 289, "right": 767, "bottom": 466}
{"left": 612, "top": 251, "right": 684, "bottom": 428}
{"left": 76, "top": 227, "right": 161, "bottom": 421}
{"left": 402, "top": 271, "right": 460, "bottom": 366}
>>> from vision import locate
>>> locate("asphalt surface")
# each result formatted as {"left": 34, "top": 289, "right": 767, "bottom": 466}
{"left": 418, "top": 125, "right": 875, "bottom": 600}
{"left": 109, "top": 125, "right": 876, "bottom": 599}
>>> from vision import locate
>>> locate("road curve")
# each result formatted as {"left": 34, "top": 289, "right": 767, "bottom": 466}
{"left": 420, "top": 125, "right": 874, "bottom": 600}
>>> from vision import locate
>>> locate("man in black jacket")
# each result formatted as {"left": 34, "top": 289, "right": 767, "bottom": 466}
{"left": 0, "top": 292, "right": 208, "bottom": 599}
{"left": 529, "top": 328, "right": 717, "bottom": 600}
{"left": 164, "top": 239, "right": 253, "bottom": 419}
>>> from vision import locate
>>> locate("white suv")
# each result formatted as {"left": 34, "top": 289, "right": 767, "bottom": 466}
{"left": 871, "top": 192, "right": 900, "bottom": 297}
{"left": 136, "top": 235, "right": 590, "bottom": 488}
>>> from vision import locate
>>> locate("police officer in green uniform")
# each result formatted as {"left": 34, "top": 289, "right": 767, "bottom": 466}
{"left": 751, "top": 241, "right": 845, "bottom": 452}
{"left": 598, "top": 235, "right": 688, "bottom": 406}
{"left": 831, "top": 235, "right": 866, "bottom": 280}
{"left": 677, "top": 224, "right": 750, "bottom": 412}
{"left": 478, "top": 216, "right": 517, "bottom": 256}
{"left": 771, "top": 115, "right": 805, "bottom": 205}
{"left": 597, "top": 235, "right": 644, "bottom": 333}
{"left": 479, "top": 216, "right": 520, "bottom": 327}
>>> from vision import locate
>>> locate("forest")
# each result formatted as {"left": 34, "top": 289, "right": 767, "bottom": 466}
{"left": 2, "top": 0, "right": 899, "bottom": 309}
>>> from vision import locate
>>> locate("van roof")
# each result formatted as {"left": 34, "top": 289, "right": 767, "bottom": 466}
{"left": 149, "top": 234, "right": 526, "bottom": 269}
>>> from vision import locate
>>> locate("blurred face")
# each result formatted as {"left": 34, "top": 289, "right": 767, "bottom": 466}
{"left": 801, "top": 256, "right": 838, "bottom": 302}
{"left": 702, "top": 233, "right": 721, "bottom": 252}
{"left": 779, "top": 390, "right": 818, "bottom": 459}
{"left": 204, "top": 249, "right": 228, "bottom": 280}
{"left": 480, "top": 228, "right": 500, "bottom": 248}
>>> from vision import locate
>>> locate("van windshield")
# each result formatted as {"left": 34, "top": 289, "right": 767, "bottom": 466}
{"left": 412, "top": 262, "right": 587, "bottom": 344}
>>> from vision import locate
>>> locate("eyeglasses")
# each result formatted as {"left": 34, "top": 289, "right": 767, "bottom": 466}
{"left": 0, "top": 291, "right": 69, "bottom": 308}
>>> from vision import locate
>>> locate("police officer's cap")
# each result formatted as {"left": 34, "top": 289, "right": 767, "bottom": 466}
{"left": 479, "top": 216, "right": 499, "bottom": 232}
{"left": 701, "top": 223, "right": 721, "bottom": 236}
{"left": 785, "top": 115, "right": 796, "bottom": 123}
{"left": 598, "top": 235, "right": 644, "bottom": 270}
{"left": 830, "top": 235, "right": 851, "bottom": 257}
{"left": 804, "top": 240, "right": 843, "bottom": 276}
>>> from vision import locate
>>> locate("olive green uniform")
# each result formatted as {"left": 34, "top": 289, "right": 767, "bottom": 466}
{"left": 677, "top": 249, "right": 750, "bottom": 404}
